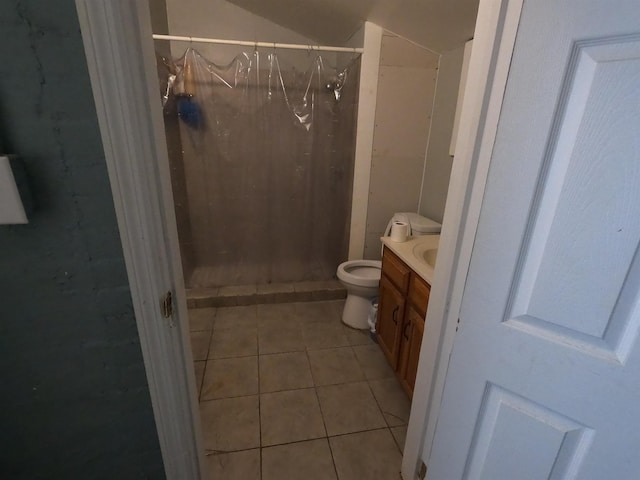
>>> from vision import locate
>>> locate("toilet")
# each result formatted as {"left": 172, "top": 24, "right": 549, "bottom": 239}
{"left": 337, "top": 259, "right": 382, "bottom": 329}
{"left": 337, "top": 212, "right": 442, "bottom": 329}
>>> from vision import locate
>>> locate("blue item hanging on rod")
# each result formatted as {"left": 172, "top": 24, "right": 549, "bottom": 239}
{"left": 176, "top": 95, "right": 203, "bottom": 129}
{"left": 175, "top": 49, "right": 204, "bottom": 129}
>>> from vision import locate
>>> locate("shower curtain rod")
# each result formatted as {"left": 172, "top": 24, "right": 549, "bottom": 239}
{"left": 152, "top": 34, "right": 364, "bottom": 53}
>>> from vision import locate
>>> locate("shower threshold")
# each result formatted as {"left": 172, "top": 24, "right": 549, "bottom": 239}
{"left": 186, "top": 279, "right": 346, "bottom": 308}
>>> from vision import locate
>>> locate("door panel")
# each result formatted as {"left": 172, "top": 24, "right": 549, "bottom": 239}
{"left": 464, "top": 385, "right": 593, "bottom": 480}
{"left": 377, "top": 274, "right": 405, "bottom": 369}
{"left": 401, "top": 306, "right": 425, "bottom": 396}
{"left": 428, "top": 0, "right": 640, "bottom": 478}
{"left": 508, "top": 39, "right": 640, "bottom": 362}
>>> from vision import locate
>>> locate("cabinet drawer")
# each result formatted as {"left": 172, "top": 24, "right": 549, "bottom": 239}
{"left": 408, "top": 274, "right": 431, "bottom": 317}
{"left": 382, "top": 247, "right": 411, "bottom": 293}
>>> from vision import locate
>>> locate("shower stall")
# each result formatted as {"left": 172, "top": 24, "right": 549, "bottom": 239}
{"left": 156, "top": 43, "right": 361, "bottom": 290}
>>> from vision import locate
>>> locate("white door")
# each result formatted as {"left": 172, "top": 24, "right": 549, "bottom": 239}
{"left": 427, "top": 0, "right": 640, "bottom": 478}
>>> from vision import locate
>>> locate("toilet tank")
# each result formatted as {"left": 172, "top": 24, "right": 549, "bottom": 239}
{"left": 387, "top": 212, "right": 441, "bottom": 236}
{"left": 403, "top": 212, "right": 441, "bottom": 235}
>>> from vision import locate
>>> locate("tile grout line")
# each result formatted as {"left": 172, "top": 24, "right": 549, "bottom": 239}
{"left": 203, "top": 425, "right": 394, "bottom": 456}
{"left": 350, "top": 336, "right": 411, "bottom": 449}
{"left": 305, "top": 337, "right": 340, "bottom": 480}
{"left": 390, "top": 427, "right": 404, "bottom": 454}
{"left": 197, "top": 361, "right": 206, "bottom": 401}
{"left": 195, "top": 308, "right": 217, "bottom": 401}
{"left": 198, "top": 375, "right": 410, "bottom": 403}
{"left": 257, "top": 320, "right": 264, "bottom": 480}
{"left": 203, "top": 308, "right": 216, "bottom": 361}
{"left": 327, "top": 425, "right": 393, "bottom": 440}
{"left": 362, "top": 367, "right": 408, "bottom": 455}
{"left": 366, "top": 376, "right": 392, "bottom": 429}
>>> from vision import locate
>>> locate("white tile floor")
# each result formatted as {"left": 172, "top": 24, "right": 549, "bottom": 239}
{"left": 189, "top": 300, "right": 407, "bottom": 480}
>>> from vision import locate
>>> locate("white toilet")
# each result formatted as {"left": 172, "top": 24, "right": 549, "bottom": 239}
{"left": 337, "top": 259, "right": 382, "bottom": 329}
{"left": 337, "top": 212, "right": 442, "bottom": 329}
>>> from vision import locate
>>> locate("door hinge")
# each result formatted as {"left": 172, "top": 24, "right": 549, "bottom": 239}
{"left": 418, "top": 461, "right": 427, "bottom": 479}
{"left": 161, "top": 290, "right": 174, "bottom": 319}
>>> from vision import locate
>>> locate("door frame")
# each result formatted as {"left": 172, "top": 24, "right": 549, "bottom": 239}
{"left": 74, "top": 0, "right": 520, "bottom": 478}
{"left": 75, "top": 1, "right": 205, "bottom": 478}
{"left": 401, "top": 0, "right": 524, "bottom": 477}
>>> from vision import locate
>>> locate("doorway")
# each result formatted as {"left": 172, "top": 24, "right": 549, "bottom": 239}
{"left": 152, "top": 9, "right": 412, "bottom": 479}
{"left": 75, "top": 0, "right": 491, "bottom": 478}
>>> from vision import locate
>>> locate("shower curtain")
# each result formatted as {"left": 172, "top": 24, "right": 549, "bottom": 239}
{"left": 158, "top": 47, "right": 361, "bottom": 287}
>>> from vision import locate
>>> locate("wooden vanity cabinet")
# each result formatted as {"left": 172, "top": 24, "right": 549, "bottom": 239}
{"left": 376, "top": 247, "right": 431, "bottom": 398}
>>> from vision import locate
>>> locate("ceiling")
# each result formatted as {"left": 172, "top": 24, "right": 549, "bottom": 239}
{"left": 226, "top": 0, "right": 479, "bottom": 53}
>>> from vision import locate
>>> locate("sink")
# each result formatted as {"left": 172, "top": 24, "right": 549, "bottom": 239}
{"left": 422, "top": 248, "right": 438, "bottom": 268}
{"left": 412, "top": 244, "right": 438, "bottom": 268}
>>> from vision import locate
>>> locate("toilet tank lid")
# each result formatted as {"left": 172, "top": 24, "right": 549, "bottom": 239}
{"left": 395, "top": 212, "right": 442, "bottom": 234}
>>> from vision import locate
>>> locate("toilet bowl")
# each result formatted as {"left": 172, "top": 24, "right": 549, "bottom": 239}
{"left": 336, "top": 260, "right": 382, "bottom": 329}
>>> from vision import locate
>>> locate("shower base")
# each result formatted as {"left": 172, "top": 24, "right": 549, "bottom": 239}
{"left": 186, "top": 279, "right": 346, "bottom": 308}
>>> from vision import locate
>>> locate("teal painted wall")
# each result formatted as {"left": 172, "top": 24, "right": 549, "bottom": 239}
{"left": 0, "top": 1, "right": 165, "bottom": 478}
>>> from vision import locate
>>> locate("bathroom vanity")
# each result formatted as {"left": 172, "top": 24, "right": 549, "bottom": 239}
{"left": 377, "top": 235, "right": 439, "bottom": 398}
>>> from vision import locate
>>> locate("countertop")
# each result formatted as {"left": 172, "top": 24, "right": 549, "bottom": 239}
{"left": 381, "top": 234, "right": 440, "bottom": 285}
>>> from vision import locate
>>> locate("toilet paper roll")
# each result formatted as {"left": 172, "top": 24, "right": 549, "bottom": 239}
{"left": 390, "top": 221, "right": 409, "bottom": 242}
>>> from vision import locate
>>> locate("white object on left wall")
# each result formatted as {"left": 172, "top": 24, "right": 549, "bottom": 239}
{"left": 0, "top": 156, "right": 29, "bottom": 224}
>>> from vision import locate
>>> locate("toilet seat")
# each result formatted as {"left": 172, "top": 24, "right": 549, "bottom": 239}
{"left": 337, "top": 260, "right": 382, "bottom": 288}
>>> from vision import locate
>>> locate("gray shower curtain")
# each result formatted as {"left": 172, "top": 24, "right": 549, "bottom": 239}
{"left": 159, "top": 48, "right": 360, "bottom": 287}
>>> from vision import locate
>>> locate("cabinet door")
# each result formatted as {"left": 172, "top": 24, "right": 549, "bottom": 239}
{"left": 376, "top": 274, "right": 405, "bottom": 369}
{"left": 398, "top": 306, "right": 425, "bottom": 398}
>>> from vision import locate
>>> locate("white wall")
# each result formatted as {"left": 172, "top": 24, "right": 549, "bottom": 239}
{"left": 418, "top": 45, "right": 466, "bottom": 223}
{"left": 347, "top": 22, "right": 382, "bottom": 260}
{"left": 164, "top": 0, "right": 323, "bottom": 66}
{"left": 363, "top": 33, "right": 439, "bottom": 260}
